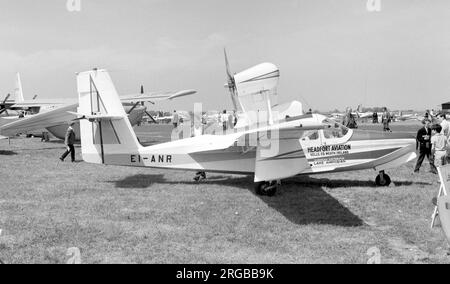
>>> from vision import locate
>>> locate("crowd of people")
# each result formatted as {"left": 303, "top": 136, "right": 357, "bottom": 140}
{"left": 414, "top": 113, "right": 450, "bottom": 174}
{"left": 341, "top": 106, "right": 450, "bottom": 174}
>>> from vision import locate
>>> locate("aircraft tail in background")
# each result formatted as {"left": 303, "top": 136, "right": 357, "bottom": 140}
{"left": 14, "top": 73, "right": 24, "bottom": 103}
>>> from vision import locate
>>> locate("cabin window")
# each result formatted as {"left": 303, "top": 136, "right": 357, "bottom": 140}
{"left": 301, "top": 130, "right": 319, "bottom": 141}
{"left": 322, "top": 120, "right": 349, "bottom": 139}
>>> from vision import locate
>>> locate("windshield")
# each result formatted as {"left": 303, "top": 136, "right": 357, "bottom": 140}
{"left": 322, "top": 119, "right": 349, "bottom": 139}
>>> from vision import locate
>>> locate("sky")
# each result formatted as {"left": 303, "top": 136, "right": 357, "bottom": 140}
{"left": 0, "top": 0, "right": 450, "bottom": 112}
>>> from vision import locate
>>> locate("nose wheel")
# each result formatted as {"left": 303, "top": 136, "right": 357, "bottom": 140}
{"left": 375, "top": 171, "right": 391, "bottom": 187}
{"left": 255, "top": 181, "right": 279, "bottom": 197}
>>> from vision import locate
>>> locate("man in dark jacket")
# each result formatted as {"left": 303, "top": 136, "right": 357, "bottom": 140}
{"left": 60, "top": 121, "right": 76, "bottom": 162}
{"left": 414, "top": 119, "right": 437, "bottom": 174}
{"left": 382, "top": 107, "right": 391, "bottom": 132}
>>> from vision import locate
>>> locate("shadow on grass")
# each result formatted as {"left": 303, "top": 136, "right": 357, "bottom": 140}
{"left": 283, "top": 176, "right": 432, "bottom": 188}
{"left": 0, "top": 150, "right": 17, "bottom": 156}
{"left": 111, "top": 174, "right": 365, "bottom": 227}
{"left": 111, "top": 174, "right": 167, "bottom": 188}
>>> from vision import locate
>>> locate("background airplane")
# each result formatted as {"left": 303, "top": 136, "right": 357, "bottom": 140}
{"left": 0, "top": 77, "right": 196, "bottom": 141}
{"left": 1, "top": 73, "right": 71, "bottom": 120}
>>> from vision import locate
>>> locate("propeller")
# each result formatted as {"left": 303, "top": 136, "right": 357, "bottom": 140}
{"left": 140, "top": 86, "right": 158, "bottom": 123}
{"left": 224, "top": 48, "right": 239, "bottom": 111}
{"left": 127, "top": 85, "right": 147, "bottom": 115}
{"left": 0, "top": 94, "right": 11, "bottom": 115}
{"left": 126, "top": 85, "right": 158, "bottom": 124}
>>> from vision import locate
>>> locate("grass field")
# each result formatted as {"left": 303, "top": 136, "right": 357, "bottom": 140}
{"left": 0, "top": 121, "right": 449, "bottom": 264}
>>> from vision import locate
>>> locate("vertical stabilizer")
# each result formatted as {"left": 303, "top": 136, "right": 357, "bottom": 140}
{"left": 14, "top": 73, "right": 24, "bottom": 103}
{"left": 77, "top": 69, "right": 141, "bottom": 164}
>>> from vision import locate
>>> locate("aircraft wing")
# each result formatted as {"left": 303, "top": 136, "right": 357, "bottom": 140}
{"left": 12, "top": 99, "right": 76, "bottom": 108}
{"left": 358, "top": 112, "right": 372, "bottom": 119}
{"left": 119, "top": 90, "right": 196, "bottom": 103}
{"left": 150, "top": 117, "right": 324, "bottom": 155}
{"left": 67, "top": 112, "right": 124, "bottom": 122}
{"left": 0, "top": 103, "right": 78, "bottom": 136}
{"left": 10, "top": 89, "right": 196, "bottom": 108}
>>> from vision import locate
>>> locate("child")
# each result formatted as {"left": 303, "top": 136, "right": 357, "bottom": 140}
{"left": 431, "top": 124, "right": 447, "bottom": 167}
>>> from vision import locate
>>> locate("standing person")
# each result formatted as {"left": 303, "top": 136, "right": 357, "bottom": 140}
{"left": 342, "top": 108, "right": 350, "bottom": 127}
{"left": 437, "top": 113, "right": 450, "bottom": 138}
{"left": 424, "top": 110, "right": 430, "bottom": 121}
{"left": 437, "top": 113, "right": 450, "bottom": 163}
{"left": 221, "top": 110, "right": 228, "bottom": 131}
{"left": 59, "top": 121, "right": 76, "bottom": 163}
{"left": 372, "top": 112, "right": 378, "bottom": 124}
{"left": 343, "top": 108, "right": 357, "bottom": 129}
{"left": 414, "top": 119, "right": 437, "bottom": 174}
{"left": 227, "top": 111, "right": 234, "bottom": 130}
{"left": 217, "top": 111, "right": 222, "bottom": 124}
{"left": 431, "top": 124, "right": 447, "bottom": 167}
{"left": 172, "top": 110, "right": 179, "bottom": 129}
{"left": 382, "top": 107, "right": 391, "bottom": 132}
{"left": 233, "top": 110, "right": 238, "bottom": 127}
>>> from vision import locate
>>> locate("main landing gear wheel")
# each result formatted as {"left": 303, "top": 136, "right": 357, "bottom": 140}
{"left": 194, "top": 172, "right": 206, "bottom": 182}
{"left": 255, "top": 181, "right": 278, "bottom": 197}
{"left": 375, "top": 171, "right": 391, "bottom": 187}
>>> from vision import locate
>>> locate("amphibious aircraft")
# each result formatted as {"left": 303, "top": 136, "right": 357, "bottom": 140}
{"left": 74, "top": 64, "right": 417, "bottom": 196}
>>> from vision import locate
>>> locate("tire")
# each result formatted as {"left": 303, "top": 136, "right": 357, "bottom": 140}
{"left": 255, "top": 182, "right": 277, "bottom": 196}
{"left": 255, "top": 182, "right": 266, "bottom": 196}
{"left": 375, "top": 174, "right": 391, "bottom": 187}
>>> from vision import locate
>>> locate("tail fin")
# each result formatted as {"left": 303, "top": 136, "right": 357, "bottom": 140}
{"left": 357, "top": 104, "right": 363, "bottom": 113}
{"left": 14, "top": 73, "right": 24, "bottom": 103}
{"left": 77, "top": 69, "right": 141, "bottom": 164}
{"left": 234, "top": 63, "right": 279, "bottom": 126}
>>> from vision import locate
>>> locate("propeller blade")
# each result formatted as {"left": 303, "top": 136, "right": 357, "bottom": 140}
{"left": 224, "top": 48, "right": 233, "bottom": 80}
{"left": 127, "top": 101, "right": 141, "bottom": 115}
{"left": 2, "top": 94, "right": 11, "bottom": 105}
{"left": 224, "top": 48, "right": 239, "bottom": 110}
{"left": 146, "top": 111, "right": 158, "bottom": 124}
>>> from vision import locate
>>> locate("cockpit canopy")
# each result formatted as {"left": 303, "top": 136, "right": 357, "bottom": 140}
{"left": 322, "top": 119, "right": 349, "bottom": 139}
{"left": 301, "top": 119, "right": 350, "bottom": 141}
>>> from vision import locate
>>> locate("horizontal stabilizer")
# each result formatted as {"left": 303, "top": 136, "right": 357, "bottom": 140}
{"left": 119, "top": 89, "right": 196, "bottom": 103}
{"left": 67, "top": 111, "right": 124, "bottom": 122}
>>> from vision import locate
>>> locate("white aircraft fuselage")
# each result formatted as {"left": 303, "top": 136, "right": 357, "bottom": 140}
{"left": 76, "top": 68, "right": 417, "bottom": 195}
{"left": 97, "top": 117, "right": 416, "bottom": 177}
